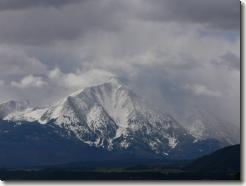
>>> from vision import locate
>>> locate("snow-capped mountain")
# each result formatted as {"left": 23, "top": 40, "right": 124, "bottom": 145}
{"left": 180, "top": 106, "right": 240, "bottom": 145}
{"left": 4, "top": 77, "right": 192, "bottom": 155}
{"left": 0, "top": 74, "right": 229, "bottom": 162}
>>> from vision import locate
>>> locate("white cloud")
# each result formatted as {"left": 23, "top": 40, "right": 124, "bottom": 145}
{"left": 48, "top": 68, "right": 63, "bottom": 79}
{"left": 11, "top": 75, "right": 47, "bottom": 88}
{"left": 184, "top": 84, "right": 221, "bottom": 97}
{"left": 48, "top": 68, "right": 83, "bottom": 88}
{"left": 48, "top": 68, "right": 115, "bottom": 89}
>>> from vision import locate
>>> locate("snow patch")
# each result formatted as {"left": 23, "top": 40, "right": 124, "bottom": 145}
{"left": 168, "top": 137, "right": 178, "bottom": 149}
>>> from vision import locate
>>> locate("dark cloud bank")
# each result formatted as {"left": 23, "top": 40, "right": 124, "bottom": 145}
{"left": 0, "top": 0, "right": 82, "bottom": 11}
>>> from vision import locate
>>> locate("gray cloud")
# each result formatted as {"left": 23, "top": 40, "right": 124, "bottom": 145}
{"left": 0, "top": 1, "right": 123, "bottom": 45}
{"left": 0, "top": 0, "right": 239, "bottom": 46}
{"left": 0, "top": 46, "right": 47, "bottom": 80}
{"left": 213, "top": 52, "right": 240, "bottom": 71}
{"left": 0, "top": 0, "right": 82, "bottom": 11}
{"left": 0, "top": 0, "right": 240, "bottom": 125}
{"left": 136, "top": 0, "right": 240, "bottom": 31}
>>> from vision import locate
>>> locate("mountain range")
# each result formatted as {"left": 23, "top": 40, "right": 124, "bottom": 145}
{"left": 0, "top": 73, "right": 240, "bottom": 168}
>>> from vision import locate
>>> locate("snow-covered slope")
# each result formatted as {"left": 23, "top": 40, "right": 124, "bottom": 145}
{"left": 5, "top": 77, "right": 194, "bottom": 156}
{"left": 181, "top": 106, "right": 240, "bottom": 145}
{"left": 5, "top": 107, "right": 47, "bottom": 123}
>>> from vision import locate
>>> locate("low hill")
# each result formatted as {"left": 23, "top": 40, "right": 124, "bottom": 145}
{"left": 185, "top": 144, "right": 240, "bottom": 172}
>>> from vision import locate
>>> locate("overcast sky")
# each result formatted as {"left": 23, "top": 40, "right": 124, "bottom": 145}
{"left": 0, "top": 0, "right": 240, "bottom": 124}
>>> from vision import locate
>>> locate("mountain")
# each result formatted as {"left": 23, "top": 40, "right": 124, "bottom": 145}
{"left": 0, "top": 74, "right": 231, "bottom": 167}
{"left": 185, "top": 144, "right": 240, "bottom": 172}
{"left": 180, "top": 106, "right": 239, "bottom": 145}
{"left": 2, "top": 77, "right": 222, "bottom": 160}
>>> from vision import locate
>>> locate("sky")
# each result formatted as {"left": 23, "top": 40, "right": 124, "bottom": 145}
{"left": 0, "top": 0, "right": 240, "bottom": 125}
